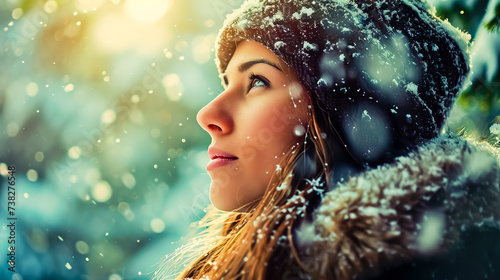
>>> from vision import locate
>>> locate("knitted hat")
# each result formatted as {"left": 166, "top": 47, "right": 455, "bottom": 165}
{"left": 215, "top": 0, "right": 470, "bottom": 163}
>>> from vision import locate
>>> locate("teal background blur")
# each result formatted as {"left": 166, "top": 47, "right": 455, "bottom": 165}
{"left": 0, "top": 0, "right": 499, "bottom": 279}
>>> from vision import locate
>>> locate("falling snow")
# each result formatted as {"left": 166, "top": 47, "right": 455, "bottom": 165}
{"left": 490, "top": 123, "right": 500, "bottom": 135}
{"left": 405, "top": 82, "right": 419, "bottom": 95}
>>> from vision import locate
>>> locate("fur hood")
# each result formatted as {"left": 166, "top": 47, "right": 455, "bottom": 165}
{"left": 295, "top": 134, "right": 500, "bottom": 280}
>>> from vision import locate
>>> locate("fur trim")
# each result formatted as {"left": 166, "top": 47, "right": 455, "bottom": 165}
{"left": 305, "top": 134, "right": 500, "bottom": 280}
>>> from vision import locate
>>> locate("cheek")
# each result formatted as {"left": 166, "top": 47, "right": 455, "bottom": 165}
{"left": 243, "top": 103, "right": 306, "bottom": 169}
{"left": 254, "top": 103, "right": 305, "bottom": 138}
{"left": 241, "top": 111, "right": 296, "bottom": 157}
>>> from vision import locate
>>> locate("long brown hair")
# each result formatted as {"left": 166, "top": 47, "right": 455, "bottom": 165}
{"left": 152, "top": 104, "right": 352, "bottom": 279}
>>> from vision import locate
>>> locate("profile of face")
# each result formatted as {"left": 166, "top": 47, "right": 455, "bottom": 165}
{"left": 197, "top": 40, "right": 310, "bottom": 212}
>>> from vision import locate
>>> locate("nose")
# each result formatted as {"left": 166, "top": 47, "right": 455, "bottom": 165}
{"left": 196, "top": 92, "right": 234, "bottom": 136}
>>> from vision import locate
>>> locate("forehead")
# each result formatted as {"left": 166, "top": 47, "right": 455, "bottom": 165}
{"left": 225, "top": 40, "right": 288, "bottom": 73}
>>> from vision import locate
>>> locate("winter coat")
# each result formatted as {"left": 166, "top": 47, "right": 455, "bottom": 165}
{"left": 279, "top": 134, "right": 500, "bottom": 280}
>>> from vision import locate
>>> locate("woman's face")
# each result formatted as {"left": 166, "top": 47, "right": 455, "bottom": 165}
{"left": 197, "top": 40, "right": 309, "bottom": 212}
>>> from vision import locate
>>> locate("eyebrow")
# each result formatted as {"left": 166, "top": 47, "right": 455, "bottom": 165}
{"left": 221, "top": 58, "right": 284, "bottom": 86}
{"left": 237, "top": 58, "right": 283, "bottom": 73}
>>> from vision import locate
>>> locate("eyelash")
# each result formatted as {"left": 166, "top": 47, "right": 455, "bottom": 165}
{"left": 248, "top": 72, "right": 270, "bottom": 91}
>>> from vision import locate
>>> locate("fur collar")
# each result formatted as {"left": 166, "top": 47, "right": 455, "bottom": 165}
{"left": 302, "top": 134, "right": 500, "bottom": 279}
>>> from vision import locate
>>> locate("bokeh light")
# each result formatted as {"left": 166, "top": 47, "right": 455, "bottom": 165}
{"left": 91, "top": 180, "right": 113, "bottom": 202}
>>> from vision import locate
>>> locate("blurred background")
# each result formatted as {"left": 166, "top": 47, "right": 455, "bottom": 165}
{"left": 0, "top": 0, "right": 499, "bottom": 279}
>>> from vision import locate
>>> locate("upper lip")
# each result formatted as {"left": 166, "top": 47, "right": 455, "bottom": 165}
{"left": 208, "top": 146, "right": 238, "bottom": 160}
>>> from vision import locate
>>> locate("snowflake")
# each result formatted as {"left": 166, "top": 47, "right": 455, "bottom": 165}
{"left": 305, "top": 178, "right": 325, "bottom": 194}
{"left": 276, "top": 164, "right": 282, "bottom": 172}
{"left": 305, "top": 177, "right": 323, "bottom": 187}
{"left": 277, "top": 182, "right": 288, "bottom": 191}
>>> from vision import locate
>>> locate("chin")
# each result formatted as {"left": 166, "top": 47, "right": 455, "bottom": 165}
{"left": 209, "top": 188, "right": 254, "bottom": 212}
{"left": 209, "top": 184, "right": 233, "bottom": 212}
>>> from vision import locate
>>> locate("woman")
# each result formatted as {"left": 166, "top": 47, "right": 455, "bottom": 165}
{"left": 154, "top": 0, "right": 500, "bottom": 279}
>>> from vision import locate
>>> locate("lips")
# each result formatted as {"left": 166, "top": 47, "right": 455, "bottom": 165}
{"left": 207, "top": 146, "right": 238, "bottom": 171}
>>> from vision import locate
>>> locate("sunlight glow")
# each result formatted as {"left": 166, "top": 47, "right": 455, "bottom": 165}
{"left": 124, "top": 0, "right": 169, "bottom": 23}
{"left": 92, "top": 13, "right": 168, "bottom": 54}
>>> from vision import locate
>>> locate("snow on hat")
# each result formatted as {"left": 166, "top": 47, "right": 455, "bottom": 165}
{"left": 215, "top": 0, "right": 471, "bottom": 163}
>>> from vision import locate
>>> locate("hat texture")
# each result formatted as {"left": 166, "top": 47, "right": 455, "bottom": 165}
{"left": 215, "top": 0, "right": 471, "bottom": 162}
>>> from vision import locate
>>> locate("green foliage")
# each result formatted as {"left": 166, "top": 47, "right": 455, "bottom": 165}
{"left": 433, "top": 0, "right": 500, "bottom": 138}
{"left": 484, "top": 4, "right": 500, "bottom": 32}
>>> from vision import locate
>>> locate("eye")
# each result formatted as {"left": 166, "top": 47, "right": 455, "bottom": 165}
{"left": 248, "top": 73, "right": 270, "bottom": 91}
{"left": 219, "top": 73, "right": 229, "bottom": 89}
